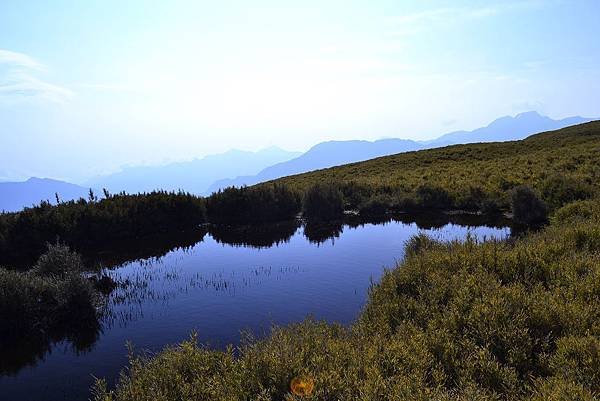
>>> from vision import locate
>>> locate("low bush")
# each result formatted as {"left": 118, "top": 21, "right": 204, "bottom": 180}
{"left": 0, "top": 244, "right": 100, "bottom": 341}
{"left": 552, "top": 199, "right": 600, "bottom": 224}
{"left": 511, "top": 185, "right": 548, "bottom": 226}
{"left": 358, "top": 195, "right": 391, "bottom": 216}
{"left": 303, "top": 183, "right": 344, "bottom": 220}
{"left": 415, "top": 184, "right": 453, "bottom": 210}
{"left": 206, "top": 184, "right": 301, "bottom": 224}
{"left": 539, "top": 174, "right": 594, "bottom": 210}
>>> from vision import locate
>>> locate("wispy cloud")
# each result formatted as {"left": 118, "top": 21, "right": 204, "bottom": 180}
{"left": 0, "top": 49, "right": 45, "bottom": 70}
{"left": 0, "top": 49, "right": 73, "bottom": 103}
{"left": 386, "top": 2, "right": 543, "bottom": 37}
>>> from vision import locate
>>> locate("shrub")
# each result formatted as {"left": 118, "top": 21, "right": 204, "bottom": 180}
{"left": 415, "top": 184, "right": 453, "bottom": 210}
{"left": 0, "top": 244, "right": 100, "bottom": 341}
{"left": 552, "top": 199, "right": 600, "bottom": 224}
{"left": 206, "top": 184, "right": 301, "bottom": 224}
{"left": 32, "top": 242, "right": 85, "bottom": 277}
{"left": 339, "top": 182, "right": 373, "bottom": 210}
{"left": 511, "top": 185, "right": 548, "bottom": 226}
{"left": 539, "top": 174, "right": 594, "bottom": 210}
{"left": 358, "top": 195, "right": 391, "bottom": 216}
{"left": 302, "top": 183, "right": 344, "bottom": 220}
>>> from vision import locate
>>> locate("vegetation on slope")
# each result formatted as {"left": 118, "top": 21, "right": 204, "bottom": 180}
{"left": 93, "top": 199, "right": 600, "bottom": 401}
{"left": 270, "top": 121, "right": 600, "bottom": 217}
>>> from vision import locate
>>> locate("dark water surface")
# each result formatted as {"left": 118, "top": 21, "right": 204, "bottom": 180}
{"left": 0, "top": 215, "right": 511, "bottom": 401}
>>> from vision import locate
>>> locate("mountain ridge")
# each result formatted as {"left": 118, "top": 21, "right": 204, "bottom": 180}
{"left": 85, "top": 146, "right": 301, "bottom": 195}
{"left": 0, "top": 177, "right": 90, "bottom": 213}
{"left": 209, "top": 112, "right": 594, "bottom": 191}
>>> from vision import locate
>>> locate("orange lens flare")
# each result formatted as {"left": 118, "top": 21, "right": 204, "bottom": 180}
{"left": 290, "top": 376, "right": 315, "bottom": 396}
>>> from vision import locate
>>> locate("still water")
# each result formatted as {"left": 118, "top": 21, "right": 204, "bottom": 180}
{"left": 0, "top": 215, "right": 510, "bottom": 401}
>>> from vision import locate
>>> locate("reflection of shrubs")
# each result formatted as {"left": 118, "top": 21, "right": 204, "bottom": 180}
{"left": 206, "top": 184, "right": 301, "bottom": 224}
{"left": 415, "top": 184, "right": 453, "bottom": 210}
{"left": 303, "top": 183, "right": 344, "bottom": 220}
{"left": 209, "top": 220, "right": 300, "bottom": 248}
{"left": 303, "top": 220, "right": 344, "bottom": 244}
{"left": 539, "top": 174, "right": 594, "bottom": 210}
{"left": 511, "top": 185, "right": 548, "bottom": 226}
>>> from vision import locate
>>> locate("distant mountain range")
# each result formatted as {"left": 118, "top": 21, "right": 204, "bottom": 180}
{"left": 0, "top": 177, "right": 90, "bottom": 212}
{"left": 424, "top": 111, "right": 591, "bottom": 147}
{"left": 207, "top": 139, "right": 423, "bottom": 193}
{"left": 85, "top": 147, "right": 301, "bottom": 195}
{"left": 1, "top": 111, "right": 595, "bottom": 213}
{"left": 210, "top": 112, "right": 594, "bottom": 190}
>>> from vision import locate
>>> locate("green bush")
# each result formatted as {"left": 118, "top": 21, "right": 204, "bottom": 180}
{"left": 32, "top": 242, "right": 85, "bottom": 277}
{"left": 552, "top": 199, "right": 600, "bottom": 224}
{"left": 415, "top": 184, "right": 453, "bottom": 210}
{"left": 539, "top": 174, "right": 594, "bottom": 210}
{"left": 358, "top": 195, "right": 391, "bottom": 216}
{"left": 511, "top": 185, "right": 548, "bottom": 226}
{"left": 303, "top": 183, "right": 344, "bottom": 220}
{"left": 0, "top": 244, "right": 100, "bottom": 341}
{"left": 206, "top": 184, "right": 301, "bottom": 224}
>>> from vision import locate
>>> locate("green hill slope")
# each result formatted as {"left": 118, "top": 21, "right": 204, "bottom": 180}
{"left": 269, "top": 121, "right": 600, "bottom": 212}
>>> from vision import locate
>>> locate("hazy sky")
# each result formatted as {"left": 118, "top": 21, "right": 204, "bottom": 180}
{"left": 1, "top": 0, "right": 599, "bottom": 182}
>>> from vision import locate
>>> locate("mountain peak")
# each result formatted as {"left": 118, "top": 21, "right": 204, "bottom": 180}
{"left": 515, "top": 110, "right": 543, "bottom": 118}
{"left": 515, "top": 111, "right": 543, "bottom": 119}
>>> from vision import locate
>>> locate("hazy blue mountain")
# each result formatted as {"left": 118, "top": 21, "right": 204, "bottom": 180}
{"left": 208, "top": 139, "right": 423, "bottom": 192}
{"left": 86, "top": 147, "right": 301, "bottom": 195}
{"left": 425, "top": 111, "right": 593, "bottom": 147}
{"left": 0, "top": 177, "right": 90, "bottom": 212}
{"left": 209, "top": 112, "right": 595, "bottom": 192}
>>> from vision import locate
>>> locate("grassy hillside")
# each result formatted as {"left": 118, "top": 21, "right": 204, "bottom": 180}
{"left": 269, "top": 121, "right": 600, "bottom": 212}
{"left": 93, "top": 199, "right": 600, "bottom": 401}
{"left": 91, "top": 122, "right": 600, "bottom": 401}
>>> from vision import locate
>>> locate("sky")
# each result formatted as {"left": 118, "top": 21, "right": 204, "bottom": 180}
{"left": 1, "top": 0, "right": 599, "bottom": 182}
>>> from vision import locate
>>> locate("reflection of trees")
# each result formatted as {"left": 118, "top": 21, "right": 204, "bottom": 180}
{"left": 0, "top": 314, "right": 100, "bottom": 376}
{"left": 304, "top": 212, "right": 512, "bottom": 243}
{"left": 209, "top": 220, "right": 300, "bottom": 248}
{"left": 303, "top": 220, "right": 344, "bottom": 244}
{"left": 393, "top": 212, "right": 450, "bottom": 229}
{"left": 85, "top": 227, "right": 207, "bottom": 268}
{"left": 393, "top": 212, "right": 511, "bottom": 230}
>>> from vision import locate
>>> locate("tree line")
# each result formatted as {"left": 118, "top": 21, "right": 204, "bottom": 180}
{"left": 1, "top": 172, "right": 593, "bottom": 268}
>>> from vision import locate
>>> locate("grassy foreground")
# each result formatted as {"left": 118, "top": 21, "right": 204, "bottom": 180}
{"left": 93, "top": 200, "right": 600, "bottom": 401}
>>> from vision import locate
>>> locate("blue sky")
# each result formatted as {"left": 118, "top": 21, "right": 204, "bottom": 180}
{"left": 1, "top": 0, "right": 599, "bottom": 181}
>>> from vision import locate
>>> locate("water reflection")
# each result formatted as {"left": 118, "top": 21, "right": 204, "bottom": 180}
{"left": 209, "top": 220, "right": 300, "bottom": 248}
{"left": 0, "top": 315, "right": 101, "bottom": 376}
{"left": 86, "top": 227, "right": 208, "bottom": 268}
{"left": 304, "top": 220, "right": 344, "bottom": 244}
{"left": 1, "top": 213, "right": 512, "bottom": 401}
